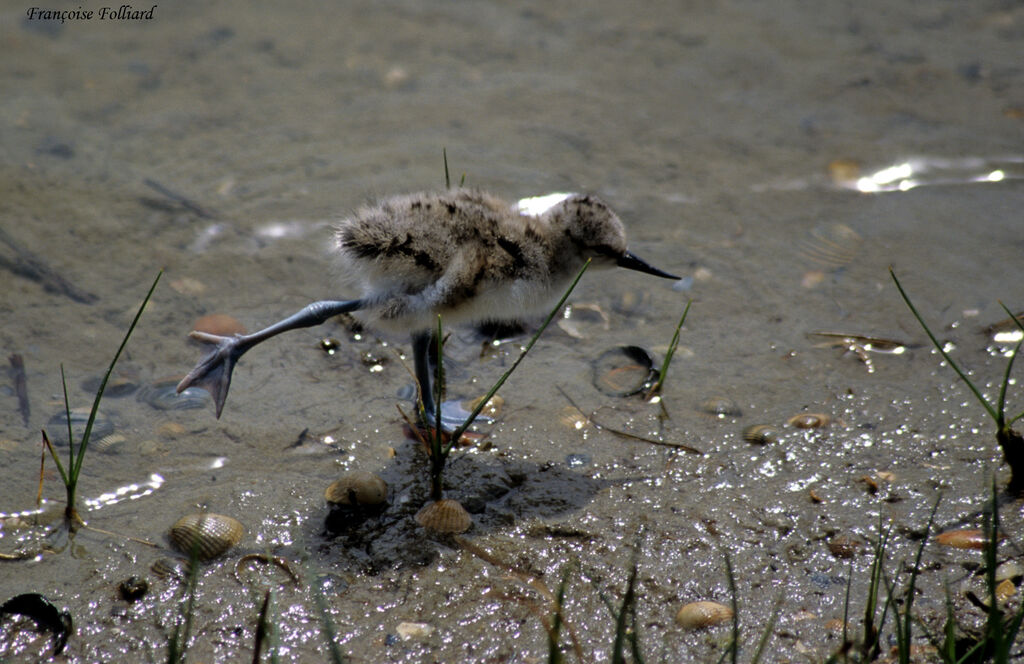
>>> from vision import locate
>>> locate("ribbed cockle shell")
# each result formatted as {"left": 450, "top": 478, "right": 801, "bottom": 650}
{"left": 415, "top": 499, "right": 471, "bottom": 534}
{"left": 169, "top": 513, "right": 244, "bottom": 561}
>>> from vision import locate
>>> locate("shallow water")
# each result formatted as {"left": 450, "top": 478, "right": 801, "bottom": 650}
{"left": 2, "top": 1, "right": 1024, "bottom": 661}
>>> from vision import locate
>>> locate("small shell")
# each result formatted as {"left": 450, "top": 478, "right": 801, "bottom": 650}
{"left": 415, "top": 499, "right": 471, "bottom": 534}
{"left": 396, "top": 621, "right": 435, "bottom": 641}
{"left": 787, "top": 413, "right": 831, "bottom": 429}
{"left": 192, "top": 313, "right": 246, "bottom": 337}
{"left": 699, "top": 396, "right": 742, "bottom": 418}
{"left": 138, "top": 376, "right": 212, "bottom": 411}
{"left": 675, "top": 601, "right": 733, "bottom": 629}
{"left": 935, "top": 529, "right": 987, "bottom": 550}
{"left": 93, "top": 433, "right": 128, "bottom": 454}
{"left": 46, "top": 407, "right": 115, "bottom": 446}
{"left": 463, "top": 394, "right": 504, "bottom": 419}
{"left": 742, "top": 424, "right": 780, "bottom": 445}
{"left": 558, "top": 405, "right": 590, "bottom": 431}
{"left": 118, "top": 576, "right": 149, "bottom": 602}
{"left": 591, "top": 346, "right": 659, "bottom": 397}
{"left": 996, "top": 560, "right": 1023, "bottom": 583}
{"left": 996, "top": 579, "right": 1017, "bottom": 604}
{"left": 324, "top": 471, "right": 388, "bottom": 507}
{"left": 168, "top": 513, "right": 244, "bottom": 561}
{"left": 799, "top": 222, "right": 863, "bottom": 269}
{"left": 81, "top": 368, "right": 140, "bottom": 397}
{"left": 828, "top": 535, "right": 862, "bottom": 559}
{"left": 151, "top": 556, "right": 192, "bottom": 579}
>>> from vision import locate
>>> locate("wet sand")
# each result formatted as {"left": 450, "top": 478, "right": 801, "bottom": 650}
{"left": 2, "top": 1, "right": 1024, "bottom": 661}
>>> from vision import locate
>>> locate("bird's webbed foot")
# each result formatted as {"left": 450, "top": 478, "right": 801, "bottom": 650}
{"left": 177, "top": 331, "right": 252, "bottom": 418}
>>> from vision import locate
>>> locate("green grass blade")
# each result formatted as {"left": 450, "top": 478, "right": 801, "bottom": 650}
{"left": 167, "top": 549, "right": 200, "bottom": 664}
{"left": 996, "top": 302, "right": 1024, "bottom": 426}
{"left": 998, "top": 301, "right": 1024, "bottom": 336}
{"left": 72, "top": 271, "right": 161, "bottom": 481}
{"left": 1000, "top": 595, "right": 1024, "bottom": 657}
{"left": 749, "top": 591, "right": 784, "bottom": 664}
{"left": 59, "top": 365, "right": 75, "bottom": 473}
{"left": 890, "top": 268, "right": 997, "bottom": 421}
{"left": 724, "top": 551, "right": 739, "bottom": 664}
{"left": 611, "top": 541, "right": 640, "bottom": 664}
{"left": 861, "top": 514, "right": 893, "bottom": 661}
{"left": 892, "top": 494, "right": 941, "bottom": 664}
{"left": 443, "top": 148, "right": 451, "bottom": 190}
{"left": 446, "top": 259, "right": 591, "bottom": 451}
{"left": 995, "top": 336, "right": 1023, "bottom": 427}
{"left": 311, "top": 577, "right": 348, "bottom": 664}
{"left": 646, "top": 299, "right": 692, "bottom": 398}
{"left": 985, "top": 476, "right": 1009, "bottom": 662}
{"left": 40, "top": 429, "right": 70, "bottom": 489}
{"left": 252, "top": 588, "right": 279, "bottom": 664}
{"left": 940, "top": 583, "right": 959, "bottom": 663}
{"left": 548, "top": 563, "right": 572, "bottom": 664}
{"left": 840, "top": 559, "right": 853, "bottom": 663}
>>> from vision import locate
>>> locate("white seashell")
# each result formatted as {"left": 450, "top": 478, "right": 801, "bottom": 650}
{"left": 675, "top": 601, "right": 733, "bottom": 630}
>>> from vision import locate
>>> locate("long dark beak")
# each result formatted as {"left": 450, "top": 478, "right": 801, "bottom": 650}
{"left": 616, "top": 250, "right": 680, "bottom": 280}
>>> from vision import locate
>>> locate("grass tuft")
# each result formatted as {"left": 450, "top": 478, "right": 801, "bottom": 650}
{"left": 40, "top": 271, "right": 161, "bottom": 527}
{"left": 645, "top": 299, "right": 692, "bottom": 400}
{"left": 890, "top": 268, "right": 1024, "bottom": 492}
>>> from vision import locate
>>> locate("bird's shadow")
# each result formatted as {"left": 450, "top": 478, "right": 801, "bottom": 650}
{"left": 306, "top": 433, "right": 615, "bottom": 574}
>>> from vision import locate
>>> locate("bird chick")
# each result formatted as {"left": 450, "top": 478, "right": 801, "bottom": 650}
{"left": 178, "top": 189, "right": 678, "bottom": 426}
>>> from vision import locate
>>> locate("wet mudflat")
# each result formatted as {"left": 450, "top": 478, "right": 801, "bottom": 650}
{"left": 2, "top": 1, "right": 1024, "bottom": 661}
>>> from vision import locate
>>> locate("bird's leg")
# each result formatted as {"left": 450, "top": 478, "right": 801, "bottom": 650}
{"left": 411, "top": 330, "right": 438, "bottom": 419}
{"left": 410, "top": 330, "right": 491, "bottom": 432}
{"left": 178, "top": 299, "right": 364, "bottom": 418}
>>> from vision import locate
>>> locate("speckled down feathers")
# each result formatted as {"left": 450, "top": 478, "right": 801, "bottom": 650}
{"left": 333, "top": 189, "right": 628, "bottom": 333}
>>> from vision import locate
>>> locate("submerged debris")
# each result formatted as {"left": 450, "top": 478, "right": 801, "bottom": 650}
{"left": 0, "top": 226, "right": 98, "bottom": 304}
{"left": 8, "top": 354, "right": 29, "bottom": 427}
{"left": 808, "top": 330, "right": 912, "bottom": 372}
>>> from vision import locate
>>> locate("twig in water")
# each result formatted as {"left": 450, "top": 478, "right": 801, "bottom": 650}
{"left": 9, "top": 354, "right": 30, "bottom": 426}
{"left": 556, "top": 386, "right": 702, "bottom": 454}
{"left": 142, "top": 177, "right": 218, "bottom": 219}
{"left": 0, "top": 227, "right": 98, "bottom": 304}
